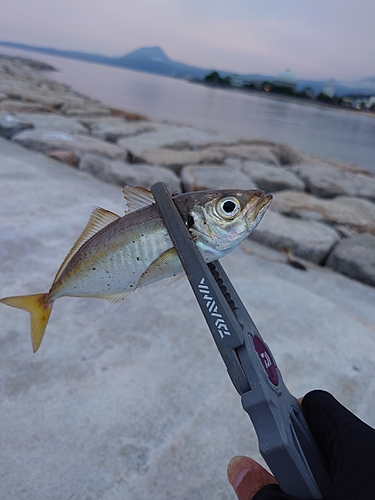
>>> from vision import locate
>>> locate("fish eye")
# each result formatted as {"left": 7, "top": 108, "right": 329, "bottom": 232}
{"left": 216, "top": 196, "right": 241, "bottom": 219}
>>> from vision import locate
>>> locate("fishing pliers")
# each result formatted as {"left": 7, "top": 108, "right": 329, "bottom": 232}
{"left": 151, "top": 182, "right": 331, "bottom": 499}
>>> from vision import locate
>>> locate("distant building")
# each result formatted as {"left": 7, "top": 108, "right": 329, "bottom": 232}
{"left": 230, "top": 75, "right": 244, "bottom": 87}
{"left": 322, "top": 80, "right": 335, "bottom": 98}
{"left": 273, "top": 69, "right": 296, "bottom": 90}
{"left": 367, "top": 96, "right": 375, "bottom": 110}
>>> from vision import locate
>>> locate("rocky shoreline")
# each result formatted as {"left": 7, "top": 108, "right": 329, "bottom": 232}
{"left": 1, "top": 54, "right": 374, "bottom": 287}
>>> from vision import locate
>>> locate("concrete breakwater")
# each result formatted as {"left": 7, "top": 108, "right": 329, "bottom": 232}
{"left": 1, "top": 54, "right": 374, "bottom": 287}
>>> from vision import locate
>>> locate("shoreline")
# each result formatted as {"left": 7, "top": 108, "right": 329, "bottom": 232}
{"left": 1, "top": 45, "right": 374, "bottom": 119}
{"left": 192, "top": 79, "right": 375, "bottom": 119}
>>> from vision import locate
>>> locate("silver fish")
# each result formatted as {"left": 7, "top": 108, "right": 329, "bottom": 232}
{"left": 0, "top": 185, "right": 272, "bottom": 352}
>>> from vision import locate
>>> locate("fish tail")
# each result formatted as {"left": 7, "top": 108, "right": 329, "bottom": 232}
{"left": 0, "top": 293, "right": 53, "bottom": 353}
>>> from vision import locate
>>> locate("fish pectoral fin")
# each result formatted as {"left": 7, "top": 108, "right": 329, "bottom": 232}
{"left": 103, "top": 291, "right": 132, "bottom": 309}
{"left": 53, "top": 207, "right": 120, "bottom": 284}
{"left": 123, "top": 186, "right": 155, "bottom": 213}
{"left": 0, "top": 293, "right": 53, "bottom": 353}
{"left": 136, "top": 248, "right": 183, "bottom": 289}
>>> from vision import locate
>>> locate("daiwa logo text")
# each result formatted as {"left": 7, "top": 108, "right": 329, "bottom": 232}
{"left": 198, "top": 278, "right": 231, "bottom": 339}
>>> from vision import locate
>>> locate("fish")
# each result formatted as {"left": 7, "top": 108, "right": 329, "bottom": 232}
{"left": 0, "top": 185, "right": 272, "bottom": 353}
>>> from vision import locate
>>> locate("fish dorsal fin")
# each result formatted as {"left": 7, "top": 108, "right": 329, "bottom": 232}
{"left": 123, "top": 185, "right": 155, "bottom": 214}
{"left": 53, "top": 207, "right": 120, "bottom": 284}
{"left": 135, "top": 247, "right": 183, "bottom": 289}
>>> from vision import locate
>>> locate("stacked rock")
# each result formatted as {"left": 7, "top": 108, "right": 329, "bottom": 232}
{"left": 1, "top": 54, "right": 374, "bottom": 286}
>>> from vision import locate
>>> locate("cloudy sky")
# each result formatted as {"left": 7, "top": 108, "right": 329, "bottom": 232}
{"left": 1, "top": 0, "right": 374, "bottom": 81}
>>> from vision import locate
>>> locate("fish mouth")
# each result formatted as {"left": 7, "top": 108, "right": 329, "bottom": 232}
{"left": 245, "top": 191, "right": 272, "bottom": 229}
{"left": 257, "top": 193, "right": 273, "bottom": 211}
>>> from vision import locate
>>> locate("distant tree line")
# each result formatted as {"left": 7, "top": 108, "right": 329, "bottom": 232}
{"left": 203, "top": 71, "right": 374, "bottom": 111}
{"left": 204, "top": 71, "right": 231, "bottom": 86}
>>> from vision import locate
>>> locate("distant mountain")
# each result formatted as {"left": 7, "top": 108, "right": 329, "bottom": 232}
{"left": 114, "top": 46, "right": 211, "bottom": 78}
{"left": 1, "top": 41, "right": 374, "bottom": 96}
{"left": 0, "top": 41, "right": 211, "bottom": 79}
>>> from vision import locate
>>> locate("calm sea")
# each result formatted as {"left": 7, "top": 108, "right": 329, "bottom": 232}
{"left": 2, "top": 47, "right": 375, "bottom": 174}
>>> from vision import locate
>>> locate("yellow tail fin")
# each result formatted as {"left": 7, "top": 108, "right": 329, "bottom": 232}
{"left": 0, "top": 293, "right": 53, "bottom": 353}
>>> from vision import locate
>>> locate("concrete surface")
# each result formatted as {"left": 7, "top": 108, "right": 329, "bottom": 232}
{"left": 1, "top": 137, "right": 375, "bottom": 500}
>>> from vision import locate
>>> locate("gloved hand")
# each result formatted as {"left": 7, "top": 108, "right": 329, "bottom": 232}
{"left": 227, "top": 390, "right": 375, "bottom": 499}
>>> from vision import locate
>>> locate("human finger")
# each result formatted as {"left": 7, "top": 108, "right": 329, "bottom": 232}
{"left": 227, "top": 455, "right": 278, "bottom": 500}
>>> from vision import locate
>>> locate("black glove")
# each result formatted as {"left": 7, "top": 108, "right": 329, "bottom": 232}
{"left": 254, "top": 390, "right": 375, "bottom": 500}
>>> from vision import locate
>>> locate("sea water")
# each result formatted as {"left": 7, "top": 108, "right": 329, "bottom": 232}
{"left": 2, "top": 47, "right": 375, "bottom": 174}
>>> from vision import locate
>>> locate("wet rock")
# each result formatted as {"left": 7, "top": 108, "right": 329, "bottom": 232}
{"left": 271, "top": 191, "right": 375, "bottom": 234}
{"left": 294, "top": 163, "right": 375, "bottom": 201}
{"left": 79, "top": 154, "right": 181, "bottom": 193}
{"left": 251, "top": 210, "right": 341, "bottom": 264}
{"left": 242, "top": 161, "right": 305, "bottom": 192}
{"left": 13, "top": 130, "right": 127, "bottom": 160}
{"left": 326, "top": 233, "right": 375, "bottom": 286}
{"left": 181, "top": 164, "right": 257, "bottom": 191}
{"left": 0, "top": 112, "right": 33, "bottom": 139}
{"left": 140, "top": 148, "right": 225, "bottom": 173}
{"left": 86, "top": 117, "right": 155, "bottom": 142}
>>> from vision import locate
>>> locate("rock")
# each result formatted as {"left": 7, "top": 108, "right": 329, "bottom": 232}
{"left": 224, "top": 158, "right": 242, "bottom": 170}
{"left": 60, "top": 101, "right": 111, "bottom": 117}
{"left": 13, "top": 130, "right": 127, "bottom": 160}
{"left": 48, "top": 150, "right": 79, "bottom": 167}
{"left": 117, "top": 122, "right": 221, "bottom": 154}
{"left": 212, "top": 143, "right": 280, "bottom": 164}
{"left": 271, "top": 191, "right": 375, "bottom": 234}
{"left": 181, "top": 164, "right": 257, "bottom": 191}
{"left": 272, "top": 144, "right": 305, "bottom": 165}
{"left": 109, "top": 107, "right": 149, "bottom": 121}
{"left": 140, "top": 148, "right": 225, "bottom": 173}
{"left": 294, "top": 163, "right": 375, "bottom": 201}
{"left": 0, "top": 82, "right": 39, "bottom": 98}
{"left": 86, "top": 117, "right": 155, "bottom": 142}
{"left": 0, "top": 99, "right": 54, "bottom": 113}
{"left": 14, "top": 113, "right": 88, "bottom": 135}
{"left": 251, "top": 210, "right": 341, "bottom": 264}
{"left": 12, "top": 90, "right": 67, "bottom": 109}
{"left": 79, "top": 154, "right": 181, "bottom": 193}
{"left": 242, "top": 161, "right": 305, "bottom": 192}
{"left": 0, "top": 112, "right": 33, "bottom": 139}
{"left": 326, "top": 233, "right": 375, "bottom": 286}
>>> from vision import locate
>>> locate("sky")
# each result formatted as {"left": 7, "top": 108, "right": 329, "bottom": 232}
{"left": 1, "top": 0, "right": 374, "bottom": 81}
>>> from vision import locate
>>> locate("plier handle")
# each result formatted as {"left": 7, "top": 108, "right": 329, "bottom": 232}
{"left": 151, "top": 182, "right": 331, "bottom": 499}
